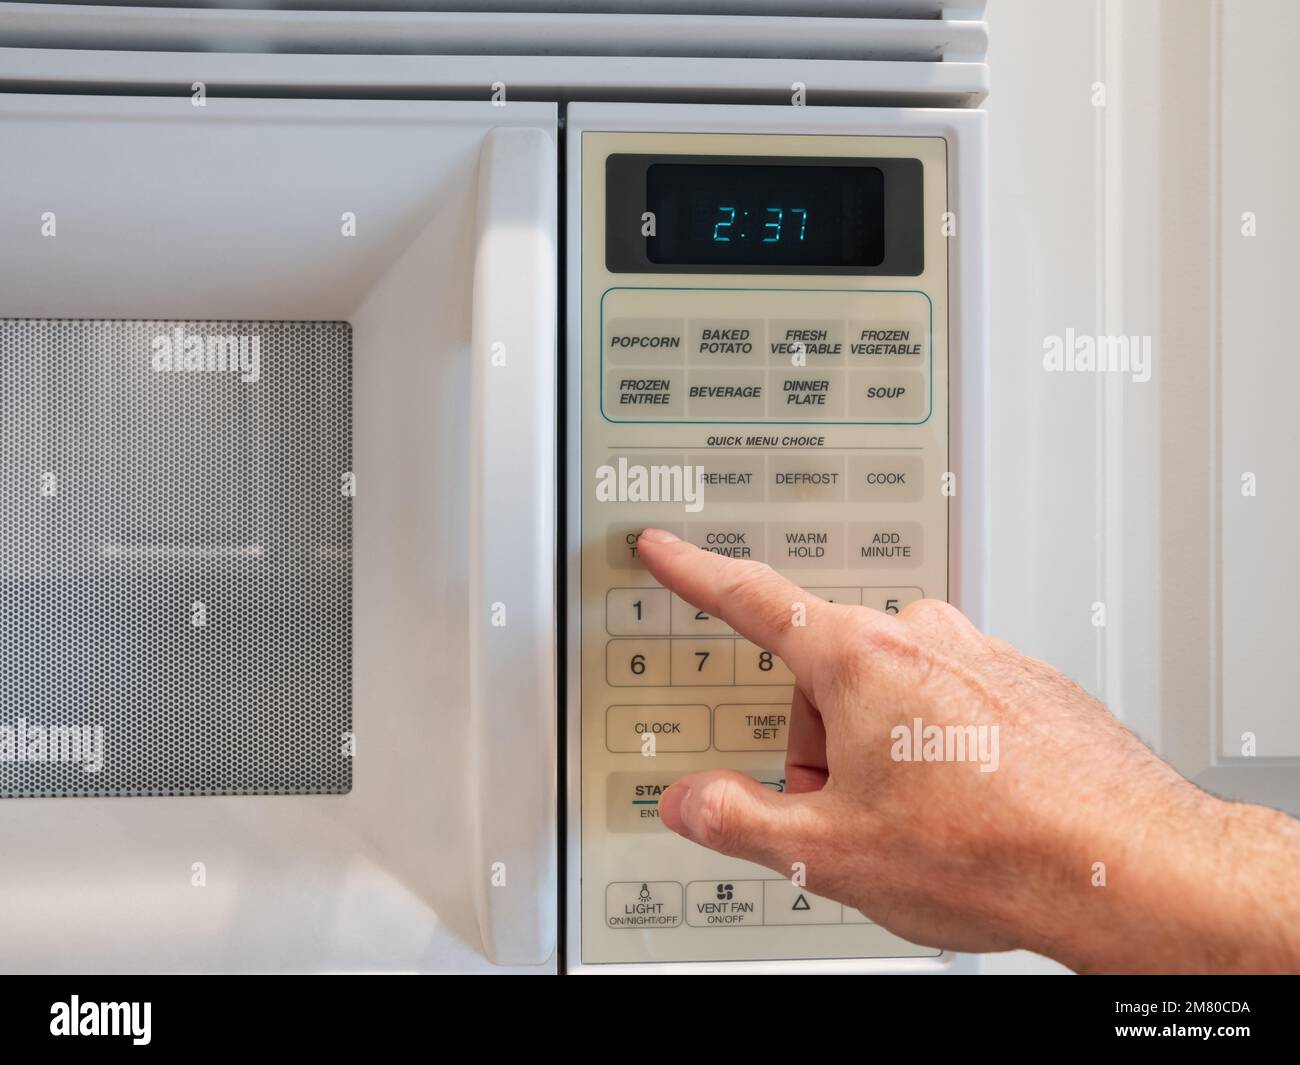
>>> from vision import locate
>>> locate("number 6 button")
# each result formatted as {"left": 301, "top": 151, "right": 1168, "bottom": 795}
{"left": 606, "top": 639, "right": 670, "bottom": 686}
{"left": 735, "top": 640, "right": 795, "bottom": 685}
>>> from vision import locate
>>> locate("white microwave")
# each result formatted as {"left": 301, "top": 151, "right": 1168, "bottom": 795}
{"left": 0, "top": 2, "right": 988, "bottom": 974}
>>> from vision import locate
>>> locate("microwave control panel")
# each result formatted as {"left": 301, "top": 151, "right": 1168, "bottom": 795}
{"left": 576, "top": 129, "right": 949, "bottom": 966}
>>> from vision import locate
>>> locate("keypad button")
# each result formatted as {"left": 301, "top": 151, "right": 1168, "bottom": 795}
{"left": 845, "top": 370, "right": 928, "bottom": 422}
{"left": 606, "top": 704, "right": 710, "bottom": 753}
{"left": 767, "top": 369, "right": 845, "bottom": 419}
{"left": 670, "top": 594, "right": 732, "bottom": 636}
{"left": 848, "top": 523, "right": 925, "bottom": 569}
{"left": 687, "top": 451, "right": 764, "bottom": 503}
{"left": 606, "top": 881, "right": 683, "bottom": 928}
{"left": 604, "top": 317, "right": 686, "bottom": 366}
{"left": 714, "top": 703, "right": 790, "bottom": 752}
{"left": 606, "top": 587, "right": 671, "bottom": 635}
{"left": 670, "top": 638, "right": 735, "bottom": 686}
{"left": 846, "top": 454, "right": 924, "bottom": 503}
{"left": 687, "top": 880, "right": 764, "bottom": 927}
{"left": 606, "top": 638, "right": 671, "bottom": 687}
{"left": 607, "top": 524, "right": 684, "bottom": 570}
{"left": 763, "top": 881, "right": 843, "bottom": 926}
{"left": 606, "top": 771, "right": 678, "bottom": 832}
{"left": 767, "top": 453, "right": 846, "bottom": 503}
{"left": 862, "top": 586, "right": 924, "bottom": 614}
{"left": 805, "top": 586, "right": 862, "bottom": 605}
{"left": 686, "top": 522, "right": 765, "bottom": 562}
{"left": 604, "top": 370, "right": 685, "bottom": 419}
{"left": 686, "top": 368, "right": 766, "bottom": 419}
{"left": 687, "top": 318, "right": 764, "bottom": 367}
{"left": 767, "top": 319, "right": 845, "bottom": 367}
{"left": 735, "top": 640, "right": 795, "bottom": 686}
{"left": 768, "top": 522, "right": 845, "bottom": 569}
{"left": 846, "top": 318, "right": 928, "bottom": 369}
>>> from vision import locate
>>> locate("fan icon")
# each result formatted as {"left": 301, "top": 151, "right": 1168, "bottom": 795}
{"left": 715, "top": 883, "right": 734, "bottom": 901}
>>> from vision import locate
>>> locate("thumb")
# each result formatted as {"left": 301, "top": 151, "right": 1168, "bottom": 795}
{"left": 659, "top": 770, "right": 823, "bottom": 873}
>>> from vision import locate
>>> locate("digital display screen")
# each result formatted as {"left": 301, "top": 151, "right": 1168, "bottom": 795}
{"left": 645, "top": 162, "right": 885, "bottom": 268}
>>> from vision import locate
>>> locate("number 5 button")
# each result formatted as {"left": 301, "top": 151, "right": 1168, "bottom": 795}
{"left": 735, "top": 640, "right": 795, "bottom": 685}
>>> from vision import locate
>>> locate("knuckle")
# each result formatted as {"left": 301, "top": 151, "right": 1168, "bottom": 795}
{"left": 693, "top": 777, "right": 748, "bottom": 853}
{"left": 898, "top": 597, "right": 962, "bottom": 627}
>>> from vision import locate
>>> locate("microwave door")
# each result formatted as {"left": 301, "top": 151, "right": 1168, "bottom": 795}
{"left": 0, "top": 96, "right": 558, "bottom": 972}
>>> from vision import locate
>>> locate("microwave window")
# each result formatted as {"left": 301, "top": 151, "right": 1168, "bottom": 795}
{"left": 644, "top": 162, "right": 885, "bottom": 268}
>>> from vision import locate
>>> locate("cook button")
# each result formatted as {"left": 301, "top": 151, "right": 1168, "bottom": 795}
{"left": 768, "top": 522, "right": 845, "bottom": 568}
{"left": 605, "top": 317, "right": 685, "bottom": 365}
{"left": 846, "top": 454, "right": 924, "bottom": 502}
{"left": 686, "top": 522, "right": 765, "bottom": 562}
{"left": 763, "top": 881, "right": 843, "bottom": 926}
{"left": 686, "top": 879, "right": 764, "bottom": 927}
{"left": 848, "top": 522, "right": 925, "bottom": 568}
{"left": 606, "top": 881, "right": 683, "bottom": 929}
{"left": 845, "top": 370, "right": 928, "bottom": 422}
{"left": 606, "top": 705, "right": 710, "bottom": 753}
{"left": 714, "top": 703, "right": 790, "bottom": 752}
{"left": 846, "top": 319, "right": 928, "bottom": 369}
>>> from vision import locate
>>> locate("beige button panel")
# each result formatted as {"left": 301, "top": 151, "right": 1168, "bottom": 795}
{"left": 608, "top": 523, "right": 925, "bottom": 571}
{"left": 601, "top": 289, "right": 931, "bottom": 424}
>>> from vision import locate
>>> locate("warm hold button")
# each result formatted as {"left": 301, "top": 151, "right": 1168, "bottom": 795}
{"left": 606, "top": 704, "right": 710, "bottom": 753}
{"left": 846, "top": 454, "right": 924, "bottom": 503}
{"left": 768, "top": 522, "right": 845, "bottom": 568}
{"left": 714, "top": 703, "right": 790, "bottom": 752}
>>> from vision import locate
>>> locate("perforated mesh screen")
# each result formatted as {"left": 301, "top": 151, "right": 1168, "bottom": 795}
{"left": 0, "top": 320, "right": 352, "bottom": 797}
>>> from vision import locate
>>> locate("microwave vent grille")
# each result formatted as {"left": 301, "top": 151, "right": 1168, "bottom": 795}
{"left": 0, "top": 318, "right": 353, "bottom": 798}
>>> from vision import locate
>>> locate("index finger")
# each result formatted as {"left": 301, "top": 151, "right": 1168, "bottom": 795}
{"left": 636, "top": 527, "right": 833, "bottom": 680}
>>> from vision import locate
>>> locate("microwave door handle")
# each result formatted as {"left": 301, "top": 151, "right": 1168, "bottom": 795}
{"left": 468, "top": 125, "right": 558, "bottom": 967}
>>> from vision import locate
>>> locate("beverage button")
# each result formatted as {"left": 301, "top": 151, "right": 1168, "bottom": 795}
{"left": 767, "top": 370, "right": 844, "bottom": 418}
{"left": 862, "top": 586, "right": 924, "bottom": 614}
{"left": 604, "top": 370, "right": 684, "bottom": 420}
{"left": 763, "top": 881, "right": 843, "bottom": 926}
{"left": 686, "top": 522, "right": 765, "bottom": 562}
{"left": 768, "top": 522, "right": 845, "bottom": 569}
{"left": 686, "top": 879, "right": 764, "bottom": 928}
{"left": 714, "top": 703, "right": 789, "bottom": 752}
{"left": 845, "top": 370, "right": 928, "bottom": 422}
{"left": 846, "top": 319, "right": 928, "bottom": 369}
{"left": 768, "top": 454, "right": 846, "bottom": 503}
{"left": 848, "top": 522, "right": 925, "bottom": 569}
{"left": 846, "top": 454, "right": 924, "bottom": 502}
{"left": 686, "top": 368, "right": 766, "bottom": 419}
{"left": 606, "top": 587, "right": 671, "bottom": 635}
{"left": 687, "top": 318, "right": 764, "bottom": 367}
{"left": 767, "top": 319, "right": 845, "bottom": 366}
{"left": 606, "top": 881, "right": 683, "bottom": 929}
{"left": 606, "top": 704, "right": 710, "bottom": 753}
{"left": 687, "top": 451, "right": 764, "bottom": 503}
{"left": 605, "top": 317, "right": 685, "bottom": 366}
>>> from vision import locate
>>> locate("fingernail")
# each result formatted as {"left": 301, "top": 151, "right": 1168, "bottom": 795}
{"left": 638, "top": 528, "right": 679, "bottom": 544}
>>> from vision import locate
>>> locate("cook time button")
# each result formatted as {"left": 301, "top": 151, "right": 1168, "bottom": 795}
{"left": 606, "top": 881, "right": 683, "bottom": 930}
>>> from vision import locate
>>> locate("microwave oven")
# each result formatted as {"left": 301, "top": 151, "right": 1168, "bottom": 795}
{"left": 0, "top": 2, "right": 988, "bottom": 974}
